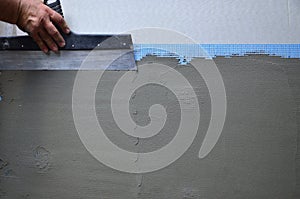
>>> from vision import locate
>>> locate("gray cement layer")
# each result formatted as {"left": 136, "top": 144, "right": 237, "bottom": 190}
{"left": 0, "top": 55, "right": 299, "bottom": 199}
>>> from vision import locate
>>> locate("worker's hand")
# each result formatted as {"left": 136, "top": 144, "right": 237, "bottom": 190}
{"left": 16, "top": 0, "right": 70, "bottom": 53}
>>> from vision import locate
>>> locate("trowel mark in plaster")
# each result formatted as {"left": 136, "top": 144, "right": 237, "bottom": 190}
{"left": 0, "top": 159, "right": 8, "bottom": 170}
{"left": 0, "top": 158, "right": 16, "bottom": 178}
{"left": 136, "top": 175, "right": 143, "bottom": 188}
{"left": 0, "top": 158, "right": 10, "bottom": 178}
{"left": 33, "top": 146, "right": 50, "bottom": 172}
{"left": 133, "top": 175, "right": 143, "bottom": 197}
{"left": 182, "top": 187, "right": 201, "bottom": 199}
{"left": 0, "top": 188, "right": 6, "bottom": 198}
{"left": 0, "top": 77, "right": 3, "bottom": 102}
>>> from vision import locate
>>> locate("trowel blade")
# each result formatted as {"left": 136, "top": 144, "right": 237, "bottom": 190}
{"left": 0, "top": 33, "right": 137, "bottom": 71}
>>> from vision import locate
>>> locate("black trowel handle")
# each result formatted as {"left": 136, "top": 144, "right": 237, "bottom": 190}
{"left": 44, "top": 0, "right": 64, "bottom": 17}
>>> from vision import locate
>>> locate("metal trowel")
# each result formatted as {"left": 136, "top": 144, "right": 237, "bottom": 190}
{"left": 0, "top": 0, "right": 137, "bottom": 70}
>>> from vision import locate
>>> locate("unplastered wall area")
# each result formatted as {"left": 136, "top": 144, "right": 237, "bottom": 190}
{"left": 62, "top": 0, "right": 300, "bottom": 60}
{"left": 0, "top": 22, "right": 17, "bottom": 36}
{"left": 1, "top": 0, "right": 299, "bottom": 59}
{"left": 62, "top": 0, "right": 300, "bottom": 44}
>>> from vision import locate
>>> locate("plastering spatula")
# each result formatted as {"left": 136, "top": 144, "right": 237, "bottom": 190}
{"left": 0, "top": 0, "right": 136, "bottom": 70}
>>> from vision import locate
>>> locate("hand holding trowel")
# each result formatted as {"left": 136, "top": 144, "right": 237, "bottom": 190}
{"left": 0, "top": 0, "right": 70, "bottom": 53}
{"left": 0, "top": 0, "right": 136, "bottom": 70}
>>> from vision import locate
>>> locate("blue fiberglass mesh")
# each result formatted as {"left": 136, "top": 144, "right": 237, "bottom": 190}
{"left": 134, "top": 44, "right": 300, "bottom": 65}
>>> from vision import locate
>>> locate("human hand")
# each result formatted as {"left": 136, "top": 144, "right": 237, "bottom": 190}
{"left": 16, "top": 0, "right": 70, "bottom": 53}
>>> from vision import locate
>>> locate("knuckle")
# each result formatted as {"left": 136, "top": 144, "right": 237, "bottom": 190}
{"left": 34, "top": 38, "right": 44, "bottom": 47}
{"left": 32, "top": 23, "right": 40, "bottom": 30}
{"left": 37, "top": 41, "right": 43, "bottom": 46}
{"left": 51, "top": 13, "right": 64, "bottom": 24}
{"left": 50, "top": 29, "right": 59, "bottom": 37}
{"left": 44, "top": 38, "right": 53, "bottom": 44}
{"left": 30, "top": 29, "right": 40, "bottom": 38}
{"left": 57, "top": 17, "right": 64, "bottom": 24}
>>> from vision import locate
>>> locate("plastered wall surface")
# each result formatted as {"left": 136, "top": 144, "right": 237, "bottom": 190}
{"left": 0, "top": 56, "right": 299, "bottom": 198}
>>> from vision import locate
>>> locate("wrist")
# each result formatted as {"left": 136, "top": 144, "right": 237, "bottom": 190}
{"left": 15, "top": 0, "right": 22, "bottom": 25}
{"left": 0, "top": 0, "right": 22, "bottom": 25}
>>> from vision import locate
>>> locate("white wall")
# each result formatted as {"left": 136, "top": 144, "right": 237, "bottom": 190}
{"left": 62, "top": 0, "right": 300, "bottom": 44}
{"left": 1, "top": 0, "right": 299, "bottom": 44}
{"left": 0, "top": 22, "right": 17, "bottom": 36}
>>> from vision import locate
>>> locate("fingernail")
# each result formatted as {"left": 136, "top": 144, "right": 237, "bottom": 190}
{"left": 53, "top": 46, "right": 58, "bottom": 52}
{"left": 66, "top": 28, "right": 71, "bottom": 34}
{"left": 43, "top": 48, "right": 49, "bottom": 54}
{"left": 60, "top": 42, "right": 65, "bottom": 47}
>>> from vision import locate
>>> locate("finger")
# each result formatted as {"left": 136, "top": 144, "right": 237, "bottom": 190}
{"left": 44, "top": 19, "right": 65, "bottom": 48}
{"left": 31, "top": 33, "right": 49, "bottom": 54}
{"left": 49, "top": 9, "right": 70, "bottom": 34}
{"left": 39, "top": 29, "right": 58, "bottom": 53}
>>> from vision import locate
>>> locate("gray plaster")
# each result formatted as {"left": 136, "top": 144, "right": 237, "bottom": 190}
{"left": 0, "top": 55, "right": 299, "bottom": 198}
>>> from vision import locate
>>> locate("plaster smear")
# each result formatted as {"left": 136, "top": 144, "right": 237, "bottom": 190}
{"left": 33, "top": 146, "right": 50, "bottom": 172}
